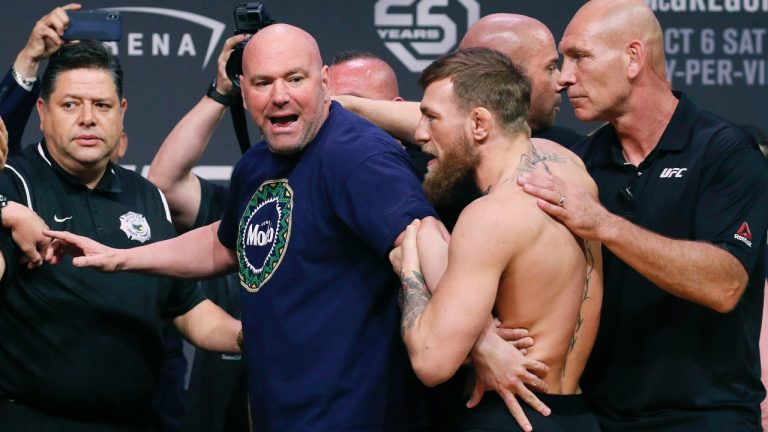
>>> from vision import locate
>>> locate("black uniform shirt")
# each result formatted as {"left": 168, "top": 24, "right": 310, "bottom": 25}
{"left": 182, "top": 178, "right": 248, "bottom": 432}
{"left": 578, "top": 92, "right": 768, "bottom": 431}
{"left": 192, "top": 179, "right": 238, "bottom": 315}
{"left": 0, "top": 142, "right": 205, "bottom": 423}
{"left": 534, "top": 124, "right": 586, "bottom": 149}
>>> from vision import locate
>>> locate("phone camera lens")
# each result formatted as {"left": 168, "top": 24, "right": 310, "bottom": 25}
{"left": 107, "top": 12, "right": 118, "bottom": 20}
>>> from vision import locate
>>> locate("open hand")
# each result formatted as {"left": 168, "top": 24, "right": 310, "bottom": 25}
{"left": 43, "top": 229, "right": 124, "bottom": 271}
{"left": 469, "top": 320, "right": 550, "bottom": 432}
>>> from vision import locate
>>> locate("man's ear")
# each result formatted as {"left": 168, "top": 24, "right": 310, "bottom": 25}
{"left": 36, "top": 98, "right": 46, "bottom": 132}
{"left": 471, "top": 107, "right": 492, "bottom": 142}
{"left": 321, "top": 65, "right": 330, "bottom": 101}
{"left": 626, "top": 40, "right": 645, "bottom": 80}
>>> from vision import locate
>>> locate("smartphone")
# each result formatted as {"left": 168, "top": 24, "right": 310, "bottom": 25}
{"left": 62, "top": 10, "right": 122, "bottom": 42}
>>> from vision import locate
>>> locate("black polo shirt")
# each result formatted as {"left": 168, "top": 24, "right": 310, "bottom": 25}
{"left": 578, "top": 92, "right": 768, "bottom": 431}
{"left": 0, "top": 142, "right": 205, "bottom": 425}
{"left": 183, "top": 178, "right": 248, "bottom": 432}
{"left": 534, "top": 125, "right": 586, "bottom": 149}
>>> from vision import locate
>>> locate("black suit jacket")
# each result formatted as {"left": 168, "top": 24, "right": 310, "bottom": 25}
{"left": 0, "top": 69, "right": 39, "bottom": 155}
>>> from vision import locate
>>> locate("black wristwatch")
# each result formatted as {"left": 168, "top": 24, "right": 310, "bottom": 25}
{"left": 0, "top": 194, "right": 8, "bottom": 228}
{"left": 206, "top": 79, "right": 234, "bottom": 106}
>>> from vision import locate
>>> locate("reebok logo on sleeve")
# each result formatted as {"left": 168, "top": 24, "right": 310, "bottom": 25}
{"left": 734, "top": 222, "right": 753, "bottom": 247}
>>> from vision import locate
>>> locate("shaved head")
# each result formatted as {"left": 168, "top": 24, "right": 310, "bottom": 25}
{"left": 460, "top": 14, "right": 552, "bottom": 64}
{"left": 460, "top": 14, "right": 562, "bottom": 131}
{"left": 244, "top": 24, "right": 324, "bottom": 73}
{"left": 568, "top": 0, "right": 666, "bottom": 77}
{"left": 558, "top": 0, "right": 670, "bottom": 122}
{"left": 240, "top": 24, "right": 330, "bottom": 154}
{"left": 329, "top": 54, "right": 401, "bottom": 101}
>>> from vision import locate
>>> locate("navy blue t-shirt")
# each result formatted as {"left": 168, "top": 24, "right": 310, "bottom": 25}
{"left": 219, "top": 102, "right": 435, "bottom": 431}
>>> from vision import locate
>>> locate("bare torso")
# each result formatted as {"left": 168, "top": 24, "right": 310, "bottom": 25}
{"left": 488, "top": 139, "right": 601, "bottom": 394}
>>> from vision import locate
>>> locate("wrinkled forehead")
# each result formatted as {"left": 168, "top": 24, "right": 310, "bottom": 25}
{"left": 247, "top": 47, "right": 315, "bottom": 74}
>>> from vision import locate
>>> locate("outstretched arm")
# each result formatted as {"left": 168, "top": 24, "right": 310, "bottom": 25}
{"left": 45, "top": 221, "right": 237, "bottom": 278}
{"left": 334, "top": 95, "right": 421, "bottom": 144}
{"left": 148, "top": 34, "right": 247, "bottom": 231}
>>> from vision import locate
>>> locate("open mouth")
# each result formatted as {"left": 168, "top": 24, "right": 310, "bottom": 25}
{"left": 426, "top": 158, "right": 439, "bottom": 173}
{"left": 269, "top": 115, "right": 298, "bottom": 127}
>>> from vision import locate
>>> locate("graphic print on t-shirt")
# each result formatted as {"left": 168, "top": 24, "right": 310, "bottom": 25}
{"left": 237, "top": 179, "right": 293, "bottom": 292}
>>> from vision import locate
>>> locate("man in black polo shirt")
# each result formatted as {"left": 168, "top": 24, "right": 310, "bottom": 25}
{"left": 0, "top": 40, "right": 241, "bottom": 431}
{"left": 518, "top": 0, "right": 768, "bottom": 430}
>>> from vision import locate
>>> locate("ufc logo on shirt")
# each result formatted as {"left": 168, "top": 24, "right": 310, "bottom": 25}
{"left": 660, "top": 167, "right": 688, "bottom": 178}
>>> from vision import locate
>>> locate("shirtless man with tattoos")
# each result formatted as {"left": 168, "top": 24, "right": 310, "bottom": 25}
{"left": 390, "top": 47, "right": 603, "bottom": 432}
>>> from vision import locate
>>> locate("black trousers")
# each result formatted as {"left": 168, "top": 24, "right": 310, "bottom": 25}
{"left": 459, "top": 391, "right": 601, "bottom": 432}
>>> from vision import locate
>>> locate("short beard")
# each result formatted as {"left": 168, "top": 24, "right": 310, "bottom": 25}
{"left": 264, "top": 92, "right": 327, "bottom": 155}
{"left": 528, "top": 109, "right": 556, "bottom": 132}
{"left": 423, "top": 134, "right": 479, "bottom": 204}
{"left": 264, "top": 113, "right": 323, "bottom": 155}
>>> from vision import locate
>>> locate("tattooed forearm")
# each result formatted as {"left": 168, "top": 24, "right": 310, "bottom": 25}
{"left": 399, "top": 270, "right": 431, "bottom": 337}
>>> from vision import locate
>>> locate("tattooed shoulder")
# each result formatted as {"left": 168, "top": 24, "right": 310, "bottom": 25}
{"left": 506, "top": 141, "right": 568, "bottom": 181}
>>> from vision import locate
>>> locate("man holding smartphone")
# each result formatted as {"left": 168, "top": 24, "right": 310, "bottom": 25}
{"left": 1, "top": 3, "right": 80, "bottom": 154}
